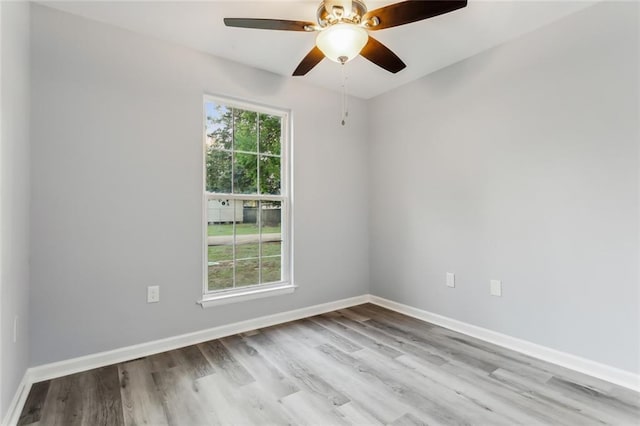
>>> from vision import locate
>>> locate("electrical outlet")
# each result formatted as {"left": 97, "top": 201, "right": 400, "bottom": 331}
{"left": 13, "top": 316, "right": 18, "bottom": 343}
{"left": 446, "top": 273, "right": 455, "bottom": 288}
{"left": 490, "top": 280, "right": 502, "bottom": 297}
{"left": 147, "top": 286, "right": 160, "bottom": 303}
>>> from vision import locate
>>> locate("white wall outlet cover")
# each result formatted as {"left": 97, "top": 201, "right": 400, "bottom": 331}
{"left": 490, "top": 280, "right": 502, "bottom": 297}
{"left": 147, "top": 285, "right": 160, "bottom": 303}
{"left": 446, "top": 273, "right": 455, "bottom": 288}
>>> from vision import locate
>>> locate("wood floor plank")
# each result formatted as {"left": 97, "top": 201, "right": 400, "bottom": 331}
{"left": 546, "top": 375, "right": 640, "bottom": 421}
{"left": 610, "top": 386, "right": 640, "bottom": 408}
{"left": 247, "top": 328, "right": 351, "bottom": 407}
{"left": 316, "top": 343, "right": 481, "bottom": 425}
{"left": 397, "top": 354, "right": 562, "bottom": 425}
{"left": 145, "top": 351, "right": 178, "bottom": 373}
{"left": 269, "top": 324, "right": 418, "bottom": 423}
{"left": 220, "top": 334, "right": 300, "bottom": 399}
{"left": 118, "top": 359, "right": 168, "bottom": 426}
{"left": 389, "top": 412, "right": 429, "bottom": 426}
{"left": 430, "top": 330, "right": 588, "bottom": 387}
{"left": 36, "top": 374, "right": 79, "bottom": 426}
{"left": 490, "top": 367, "right": 627, "bottom": 424}
{"left": 310, "top": 314, "right": 404, "bottom": 359}
{"left": 88, "top": 366, "right": 126, "bottom": 426}
{"left": 360, "top": 316, "right": 499, "bottom": 373}
{"left": 17, "top": 381, "right": 50, "bottom": 426}
{"left": 185, "top": 374, "right": 238, "bottom": 425}
{"left": 349, "top": 304, "right": 422, "bottom": 327}
{"left": 279, "top": 388, "right": 351, "bottom": 425}
{"left": 196, "top": 373, "right": 296, "bottom": 425}
{"left": 151, "top": 365, "right": 215, "bottom": 426}
{"left": 296, "top": 318, "right": 363, "bottom": 353}
{"left": 329, "top": 312, "right": 448, "bottom": 366}
{"left": 336, "top": 307, "right": 371, "bottom": 322}
{"left": 166, "top": 344, "right": 215, "bottom": 379}
{"left": 356, "top": 345, "right": 523, "bottom": 425}
{"left": 197, "top": 339, "right": 255, "bottom": 386}
{"left": 424, "top": 322, "right": 621, "bottom": 395}
{"left": 337, "top": 401, "right": 385, "bottom": 425}
{"left": 37, "top": 366, "right": 124, "bottom": 426}
{"left": 440, "top": 358, "right": 607, "bottom": 425}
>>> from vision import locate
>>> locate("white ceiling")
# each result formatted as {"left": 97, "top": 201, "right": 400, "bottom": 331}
{"left": 41, "top": 1, "right": 596, "bottom": 99}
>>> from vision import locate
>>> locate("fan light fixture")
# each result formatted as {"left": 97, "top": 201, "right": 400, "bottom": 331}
{"left": 315, "top": 23, "right": 368, "bottom": 64}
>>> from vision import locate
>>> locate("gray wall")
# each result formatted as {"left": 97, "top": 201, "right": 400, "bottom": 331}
{"left": 30, "top": 4, "right": 369, "bottom": 365}
{"left": 0, "top": 1, "right": 31, "bottom": 418}
{"left": 368, "top": 2, "right": 639, "bottom": 373}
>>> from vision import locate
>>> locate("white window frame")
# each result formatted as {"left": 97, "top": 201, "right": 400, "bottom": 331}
{"left": 198, "top": 95, "right": 295, "bottom": 308}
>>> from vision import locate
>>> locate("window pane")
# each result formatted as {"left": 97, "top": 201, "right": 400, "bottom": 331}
{"left": 261, "top": 240, "right": 281, "bottom": 257}
{"left": 235, "top": 259, "right": 259, "bottom": 287}
{"left": 259, "top": 113, "right": 281, "bottom": 156}
{"left": 206, "top": 150, "right": 232, "bottom": 193}
{"left": 260, "top": 156, "right": 281, "bottom": 195}
{"left": 260, "top": 201, "right": 282, "bottom": 284}
{"left": 208, "top": 262, "right": 234, "bottom": 291}
{"left": 234, "top": 109, "right": 257, "bottom": 153}
{"left": 259, "top": 201, "right": 282, "bottom": 237}
{"left": 261, "top": 256, "right": 281, "bottom": 283}
{"left": 207, "top": 219, "right": 235, "bottom": 291}
{"left": 236, "top": 200, "right": 259, "bottom": 260}
{"left": 237, "top": 200, "right": 259, "bottom": 234}
{"left": 236, "top": 243, "right": 259, "bottom": 260}
{"left": 206, "top": 104, "right": 233, "bottom": 150}
{"left": 207, "top": 198, "right": 239, "bottom": 226}
{"left": 234, "top": 153, "right": 258, "bottom": 194}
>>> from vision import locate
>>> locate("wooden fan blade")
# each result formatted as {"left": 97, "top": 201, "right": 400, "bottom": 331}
{"left": 293, "top": 46, "right": 325, "bottom": 76}
{"left": 363, "top": 0, "right": 467, "bottom": 31}
{"left": 360, "top": 36, "right": 406, "bottom": 73}
{"left": 224, "top": 18, "right": 315, "bottom": 31}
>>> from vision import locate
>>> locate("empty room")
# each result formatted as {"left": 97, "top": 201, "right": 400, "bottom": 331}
{"left": 1, "top": 0, "right": 638, "bottom": 424}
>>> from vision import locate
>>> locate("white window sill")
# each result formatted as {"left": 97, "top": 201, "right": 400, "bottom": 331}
{"left": 197, "top": 283, "right": 297, "bottom": 308}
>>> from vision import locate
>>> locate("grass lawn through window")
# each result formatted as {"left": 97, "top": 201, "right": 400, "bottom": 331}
{"left": 207, "top": 223, "right": 282, "bottom": 291}
{"left": 208, "top": 223, "right": 280, "bottom": 236}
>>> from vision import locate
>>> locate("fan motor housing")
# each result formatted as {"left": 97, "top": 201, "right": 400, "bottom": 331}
{"left": 317, "top": 0, "right": 368, "bottom": 27}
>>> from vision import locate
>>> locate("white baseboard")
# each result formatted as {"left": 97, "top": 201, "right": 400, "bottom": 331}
{"left": 368, "top": 295, "right": 640, "bottom": 392}
{"left": 1, "top": 373, "right": 31, "bottom": 426}
{"left": 28, "top": 294, "right": 369, "bottom": 383}
{"left": 5, "top": 293, "right": 638, "bottom": 425}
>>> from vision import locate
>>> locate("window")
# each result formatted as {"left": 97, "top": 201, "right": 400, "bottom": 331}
{"left": 200, "top": 96, "right": 293, "bottom": 306}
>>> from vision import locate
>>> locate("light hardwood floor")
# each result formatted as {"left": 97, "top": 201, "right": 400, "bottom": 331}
{"left": 18, "top": 304, "right": 640, "bottom": 425}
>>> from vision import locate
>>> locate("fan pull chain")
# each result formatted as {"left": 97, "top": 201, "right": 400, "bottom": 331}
{"left": 341, "top": 63, "right": 349, "bottom": 126}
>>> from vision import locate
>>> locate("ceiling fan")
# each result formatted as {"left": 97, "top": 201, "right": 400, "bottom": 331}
{"left": 224, "top": 0, "right": 468, "bottom": 76}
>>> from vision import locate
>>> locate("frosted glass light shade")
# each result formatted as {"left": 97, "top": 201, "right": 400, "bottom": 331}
{"left": 316, "top": 23, "right": 368, "bottom": 64}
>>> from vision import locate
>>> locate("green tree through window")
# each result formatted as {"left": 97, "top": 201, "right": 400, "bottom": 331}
{"left": 206, "top": 106, "right": 281, "bottom": 195}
